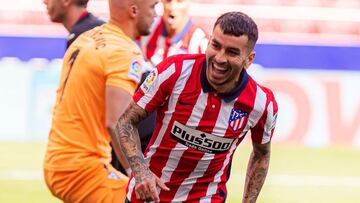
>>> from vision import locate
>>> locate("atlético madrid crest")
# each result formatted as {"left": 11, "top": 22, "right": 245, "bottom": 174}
{"left": 228, "top": 109, "right": 249, "bottom": 132}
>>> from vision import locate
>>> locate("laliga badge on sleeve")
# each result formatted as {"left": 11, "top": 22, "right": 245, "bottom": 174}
{"left": 128, "top": 59, "right": 142, "bottom": 83}
{"left": 140, "top": 68, "right": 158, "bottom": 93}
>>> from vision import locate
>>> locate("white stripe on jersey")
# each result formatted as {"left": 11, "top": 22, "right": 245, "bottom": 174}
{"left": 167, "top": 41, "right": 185, "bottom": 56}
{"left": 151, "top": 36, "right": 166, "bottom": 65}
{"left": 186, "top": 90, "right": 208, "bottom": 126}
{"left": 172, "top": 99, "right": 236, "bottom": 201}
{"left": 160, "top": 89, "right": 207, "bottom": 183}
{"left": 173, "top": 152, "right": 213, "bottom": 202}
{"left": 200, "top": 138, "right": 242, "bottom": 203}
{"left": 145, "top": 60, "right": 195, "bottom": 159}
{"left": 126, "top": 176, "right": 136, "bottom": 201}
{"left": 130, "top": 60, "right": 194, "bottom": 199}
{"left": 212, "top": 99, "right": 236, "bottom": 137}
{"left": 188, "top": 28, "right": 208, "bottom": 54}
{"left": 262, "top": 101, "right": 275, "bottom": 144}
{"left": 127, "top": 59, "right": 177, "bottom": 202}
{"left": 170, "top": 90, "right": 209, "bottom": 201}
{"left": 138, "top": 64, "right": 176, "bottom": 110}
{"left": 248, "top": 85, "right": 267, "bottom": 128}
{"left": 141, "top": 59, "right": 195, "bottom": 196}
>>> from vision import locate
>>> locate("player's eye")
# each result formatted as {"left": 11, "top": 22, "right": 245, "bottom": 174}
{"left": 211, "top": 42, "right": 220, "bottom": 49}
{"left": 226, "top": 50, "right": 239, "bottom": 56}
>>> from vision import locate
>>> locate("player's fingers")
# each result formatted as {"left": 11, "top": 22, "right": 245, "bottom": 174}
{"left": 135, "top": 184, "right": 147, "bottom": 200}
{"left": 150, "top": 188, "right": 160, "bottom": 202}
{"left": 135, "top": 190, "right": 140, "bottom": 199}
{"left": 155, "top": 176, "right": 170, "bottom": 191}
{"left": 147, "top": 183, "right": 160, "bottom": 203}
{"left": 139, "top": 191, "right": 146, "bottom": 201}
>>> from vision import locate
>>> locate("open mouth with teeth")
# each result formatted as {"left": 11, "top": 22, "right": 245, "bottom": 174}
{"left": 167, "top": 14, "right": 176, "bottom": 24}
{"left": 209, "top": 62, "right": 229, "bottom": 81}
{"left": 212, "top": 62, "right": 227, "bottom": 73}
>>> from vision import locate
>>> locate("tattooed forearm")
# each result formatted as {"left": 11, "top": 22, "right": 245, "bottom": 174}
{"left": 108, "top": 101, "right": 150, "bottom": 179}
{"left": 128, "top": 155, "right": 154, "bottom": 183}
{"left": 115, "top": 121, "right": 139, "bottom": 157}
{"left": 114, "top": 102, "right": 148, "bottom": 154}
{"left": 243, "top": 142, "right": 271, "bottom": 203}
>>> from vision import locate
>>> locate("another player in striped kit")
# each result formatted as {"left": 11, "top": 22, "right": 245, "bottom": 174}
{"left": 141, "top": 0, "right": 209, "bottom": 66}
{"left": 109, "top": 11, "right": 278, "bottom": 203}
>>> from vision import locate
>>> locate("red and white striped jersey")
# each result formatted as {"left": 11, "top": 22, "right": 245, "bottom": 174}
{"left": 128, "top": 54, "right": 278, "bottom": 203}
{"left": 141, "top": 17, "right": 209, "bottom": 66}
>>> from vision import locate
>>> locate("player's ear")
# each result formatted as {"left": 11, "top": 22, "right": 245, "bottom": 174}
{"left": 244, "top": 51, "right": 256, "bottom": 69}
{"left": 129, "top": 5, "right": 139, "bottom": 18}
{"left": 243, "top": 51, "right": 256, "bottom": 69}
{"left": 63, "top": 0, "right": 72, "bottom": 7}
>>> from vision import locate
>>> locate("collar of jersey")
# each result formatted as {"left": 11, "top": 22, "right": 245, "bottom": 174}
{"left": 162, "top": 18, "right": 192, "bottom": 44}
{"left": 69, "top": 11, "right": 90, "bottom": 34}
{"left": 200, "top": 61, "right": 249, "bottom": 103}
{"left": 77, "top": 10, "right": 89, "bottom": 23}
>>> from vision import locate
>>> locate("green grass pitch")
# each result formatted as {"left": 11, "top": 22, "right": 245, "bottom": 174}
{"left": 0, "top": 142, "right": 359, "bottom": 203}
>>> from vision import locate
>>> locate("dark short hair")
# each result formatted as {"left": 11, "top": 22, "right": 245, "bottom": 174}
{"left": 76, "top": 0, "right": 89, "bottom": 6}
{"left": 214, "top": 11, "right": 258, "bottom": 50}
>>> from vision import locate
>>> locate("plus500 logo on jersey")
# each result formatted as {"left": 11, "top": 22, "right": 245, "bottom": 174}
{"left": 170, "top": 121, "right": 234, "bottom": 154}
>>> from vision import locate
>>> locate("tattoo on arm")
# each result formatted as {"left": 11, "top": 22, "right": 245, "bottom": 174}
{"left": 108, "top": 101, "right": 151, "bottom": 181}
{"left": 128, "top": 155, "right": 154, "bottom": 183}
{"left": 243, "top": 142, "right": 271, "bottom": 203}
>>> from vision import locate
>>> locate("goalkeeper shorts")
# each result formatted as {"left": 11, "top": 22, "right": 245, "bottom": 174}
{"left": 44, "top": 163, "right": 128, "bottom": 203}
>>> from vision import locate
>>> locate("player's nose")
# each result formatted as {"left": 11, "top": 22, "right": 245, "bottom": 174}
{"left": 214, "top": 50, "right": 227, "bottom": 64}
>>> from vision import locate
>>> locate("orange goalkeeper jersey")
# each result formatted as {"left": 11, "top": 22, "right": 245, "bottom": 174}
{"left": 44, "top": 22, "right": 143, "bottom": 171}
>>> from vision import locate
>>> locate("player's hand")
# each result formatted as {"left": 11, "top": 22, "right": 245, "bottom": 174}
{"left": 134, "top": 170, "right": 169, "bottom": 202}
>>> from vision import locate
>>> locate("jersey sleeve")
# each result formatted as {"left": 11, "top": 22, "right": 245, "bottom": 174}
{"left": 105, "top": 48, "right": 143, "bottom": 95}
{"left": 251, "top": 89, "right": 278, "bottom": 144}
{"left": 133, "top": 56, "right": 179, "bottom": 112}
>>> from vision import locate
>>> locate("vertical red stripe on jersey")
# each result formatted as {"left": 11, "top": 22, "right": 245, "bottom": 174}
{"left": 163, "top": 38, "right": 171, "bottom": 58}
{"left": 139, "top": 57, "right": 202, "bottom": 202}
{"left": 182, "top": 92, "right": 224, "bottom": 201}
{"left": 155, "top": 58, "right": 204, "bottom": 201}
{"left": 133, "top": 58, "right": 173, "bottom": 106}
{"left": 188, "top": 77, "right": 257, "bottom": 202}
{"left": 134, "top": 54, "right": 179, "bottom": 112}
{"left": 133, "top": 86, "right": 145, "bottom": 103}
{"left": 130, "top": 54, "right": 278, "bottom": 202}
{"left": 252, "top": 86, "right": 278, "bottom": 143}
{"left": 251, "top": 85, "right": 273, "bottom": 144}
{"left": 251, "top": 105, "right": 267, "bottom": 143}
{"left": 146, "top": 19, "right": 164, "bottom": 60}
{"left": 142, "top": 101, "right": 167, "bottom": 155}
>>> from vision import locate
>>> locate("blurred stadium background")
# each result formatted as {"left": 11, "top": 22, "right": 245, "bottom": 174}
{"left": 0, "top": 0, "right": 360, "bottom": 202}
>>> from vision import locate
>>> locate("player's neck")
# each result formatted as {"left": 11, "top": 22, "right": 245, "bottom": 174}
{"left": 109, "top": 19, "right": 137, "bottom": 40}
{"left": 63, "top": 7, "right": 86, "bottom": 32}
{"left": 209, "top": 78, "right": 239, "bottom": 95}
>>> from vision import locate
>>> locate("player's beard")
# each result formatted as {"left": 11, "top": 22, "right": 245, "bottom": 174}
{"left": 137, "top": 20, "right": 151, "bottom": 36}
